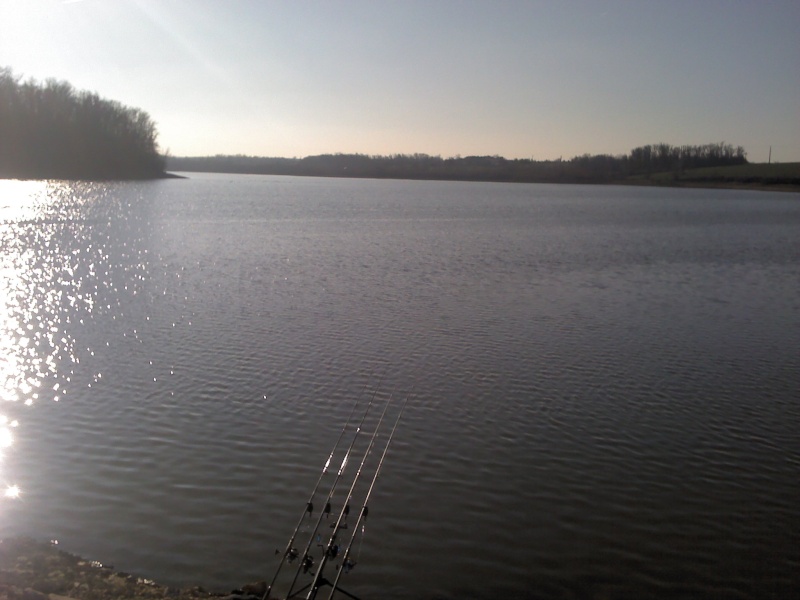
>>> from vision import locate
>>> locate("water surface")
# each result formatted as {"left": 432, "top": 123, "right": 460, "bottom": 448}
{"left": 1, "top": 174, "right": 798, "bottom": 599}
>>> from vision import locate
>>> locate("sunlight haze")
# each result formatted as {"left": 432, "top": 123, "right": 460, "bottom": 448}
{"left": 1, "top": 0, "right": 798, "bottom": 162}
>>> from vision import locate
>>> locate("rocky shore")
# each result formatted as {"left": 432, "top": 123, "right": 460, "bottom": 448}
{"left": 0, "top": 538, "right": 266, "bottom": 600}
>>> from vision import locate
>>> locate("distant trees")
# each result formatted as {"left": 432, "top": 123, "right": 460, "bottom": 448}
{"left": 627, "top": 142, "right": 747, "bottom": 173}
{"left": 0, "top": 67, "right": 166, "bottom": 179}
{"left": 168, "top": 143, "right": 748, "bottom": 184}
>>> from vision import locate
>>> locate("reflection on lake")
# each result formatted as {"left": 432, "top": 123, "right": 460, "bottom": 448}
{"left": 1, "top": 174, "right": 798, "bottom": 599}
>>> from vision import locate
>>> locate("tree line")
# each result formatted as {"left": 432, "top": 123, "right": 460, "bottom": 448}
{"left": 168, "top": 143, "right": 748, "bottom": 184}
{"left": 1, "top": 66, "right": 748, "bottom": 184}
{"left": 0, "top": 67, "right": 166, "bottom": 180}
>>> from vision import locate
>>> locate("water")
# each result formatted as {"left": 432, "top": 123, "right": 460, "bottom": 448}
{"left": 1, "top": 173, "right": 798, "bottom": 599}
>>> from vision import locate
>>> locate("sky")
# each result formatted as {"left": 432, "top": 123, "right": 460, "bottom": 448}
{"left": 1, "top": 0, "right": 799, "bottom": 163}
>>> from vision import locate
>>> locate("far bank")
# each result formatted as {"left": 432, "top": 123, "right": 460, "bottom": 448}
{"left": 167, "top": 154, "right": 800, "bottom": 194}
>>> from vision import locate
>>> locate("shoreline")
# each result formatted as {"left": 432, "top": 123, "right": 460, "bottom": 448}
{"left": 0, "top": 538, "right": 262, "bottom": 600}
{"left": 169, "top": 169, "right": 800, "bottom": 194}
{"left": 0, "top": 171, "right": 800, "bottom": 194}
{"left": 607, "top": 179, "right": 800, "bottom": 194}
{"left": 1, "top": 170, "right": 797, "bottom": 193}
{"left": 0, "top": 172, "right": 184, "bottom": 182}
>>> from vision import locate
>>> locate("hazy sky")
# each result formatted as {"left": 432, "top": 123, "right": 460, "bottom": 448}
{"left": 1, "top": 0, "right": 798, "bottom": 162}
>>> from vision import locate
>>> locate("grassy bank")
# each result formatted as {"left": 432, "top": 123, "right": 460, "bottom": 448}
{"left": 628, "top": 162, "right": 800, "bottom": 192}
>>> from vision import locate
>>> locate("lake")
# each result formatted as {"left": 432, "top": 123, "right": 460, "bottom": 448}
{"left": 1, "top": 173, "right": 798, "bottom": 599}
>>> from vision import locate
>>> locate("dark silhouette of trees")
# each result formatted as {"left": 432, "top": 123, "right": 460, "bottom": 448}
{"left": 0, "top": 67, "right": 166, "bottom": 180}
{"left": 627, "top": 142, "right": 746, "bottom": 173}
{"left": 168, "top": 143, "right": 748, "bottom": 184}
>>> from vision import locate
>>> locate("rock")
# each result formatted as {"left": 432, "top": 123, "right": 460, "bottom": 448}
{"left": 240, "top": 582, "right": 266, "bottom": 597}
{"left": 1, "top": 538, "right": 236, "bottom": 600}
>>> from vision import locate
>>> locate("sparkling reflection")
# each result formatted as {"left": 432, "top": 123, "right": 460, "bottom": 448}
{"left": 0, "top": 416, "right": 14, "bottom": 448}
{"left": 1, "top": 178, "right": 120, "bottom": 508}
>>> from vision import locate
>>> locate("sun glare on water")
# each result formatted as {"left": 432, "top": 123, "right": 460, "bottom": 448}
{"left": 1, "top": 180, "right": 56, "bottom": 507}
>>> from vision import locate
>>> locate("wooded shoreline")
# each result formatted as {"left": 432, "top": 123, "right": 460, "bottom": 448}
{"left": 1, "top": 68, "right": 166, "bottom": 181}
{"left": 4, "top": 68, "right": 798, "bottom": 191}
{"left": 166, "top": 155, "right": 800, "bottom": 194}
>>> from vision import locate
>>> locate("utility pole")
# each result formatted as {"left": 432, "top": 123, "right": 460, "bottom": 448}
{"left": 768, "top": 146, "right": 772, "bottom": 164}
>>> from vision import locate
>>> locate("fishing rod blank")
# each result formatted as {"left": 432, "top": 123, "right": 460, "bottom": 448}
{"left": 263, "top": 387, "right": 368, "bottom": 600}
{"left": 304, "top": 392, "right": 397, "bottom": 600}
{"left": 325, "top": 393, "right": 410, "bottom": 600}
{"left": 283, "top": 386, "right": 385, "bottom": 599}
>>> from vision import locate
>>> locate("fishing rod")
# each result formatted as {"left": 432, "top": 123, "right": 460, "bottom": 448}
{"left": 282, "top": 386, "right": 385, "bottom": 599}
{"left": 324, "top": 392, "right": 411, "bottom": 600}
{"left": 323, "top": 397, "right": 410, "bottom": 600}
{"left": 303, "top": 391, "right": 399, "bottom": 600}
{"left": 263, "top": 382, "right": 372, "bottom": 600}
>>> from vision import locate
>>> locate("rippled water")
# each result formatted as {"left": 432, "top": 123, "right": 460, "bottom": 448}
{"left": 1, "top": 174, "right": 798, "bottom": 599}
